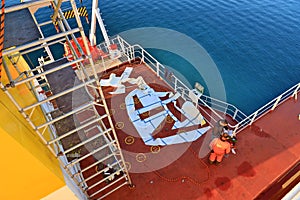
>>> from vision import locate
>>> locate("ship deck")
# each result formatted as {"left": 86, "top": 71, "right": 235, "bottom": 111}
{"left": 44, "top": 57, "right": 299, "bottom": 199}
{"left": 101, "top": 64, "right": 300, "bottom": 200}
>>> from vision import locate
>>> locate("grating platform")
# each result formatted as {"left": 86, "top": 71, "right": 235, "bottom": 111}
{"left": 4, "top": 9, "right": 40, "bottom": 49}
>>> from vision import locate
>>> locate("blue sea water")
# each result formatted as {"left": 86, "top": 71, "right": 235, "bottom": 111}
{"left": 6, "top": 0, "right": 300, "bottom": 115}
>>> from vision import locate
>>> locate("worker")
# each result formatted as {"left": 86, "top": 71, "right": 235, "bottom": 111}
{"left": 212, "top": 119, "right": 228, "bottom": 139}
{"left": 209, "top": 132, "right": 231, "bottom": 165}
{"left": 223, "top": 127, "right": 237, "bottom": 154}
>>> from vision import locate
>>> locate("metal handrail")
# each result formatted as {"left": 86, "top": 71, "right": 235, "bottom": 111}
{"left": 113, "top": 40, "right": 246, "bottom": 124}
{"left": 97, "top": 35, "right": 300, "bottom": 133}
{"left": 232, "top": 82, "right": 300, "bottom": 134}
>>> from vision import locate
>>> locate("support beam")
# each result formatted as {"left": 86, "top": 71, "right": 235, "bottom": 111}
{"left": 89, "top": 0, "right": 99, "bottom": 46}
{"left": 0, "top": 0, "right": 55, "bottom": 14}
{"left": 3, "top": 28, "right": 80, "bottom": 56}
{"left": 12, "top": 57, "right": 84, "bottom": 87}
{"left": 52, "top": 0, "right": 64, "bottom": 23}
{"left": 23, "top": 79, "right": 96, "bottom": 111}
{"left": 95, "top": 8, "right": 111, "bottom": 47}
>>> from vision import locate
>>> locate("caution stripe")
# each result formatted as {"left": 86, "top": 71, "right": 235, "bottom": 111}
{"left": 52, "top": 6, "right": 89, "bottom": 25}
{"left": 0, "top": 0, "right": 5, "bottom": 80}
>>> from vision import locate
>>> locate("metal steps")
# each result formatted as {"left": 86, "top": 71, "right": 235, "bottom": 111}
{"left": 1, "top": 1, "right": 132, "bottom": 199}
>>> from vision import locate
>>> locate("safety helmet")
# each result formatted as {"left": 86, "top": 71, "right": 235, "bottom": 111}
{"left": 220, "top": 132, "right": 230, "bottom": 141}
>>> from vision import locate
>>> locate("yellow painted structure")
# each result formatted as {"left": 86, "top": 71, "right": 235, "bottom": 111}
{"left": 0, "top": 55, "right": 65, "bottom": 199}
{"left": 41, "top": 186, "right": 79, "bottom": 200}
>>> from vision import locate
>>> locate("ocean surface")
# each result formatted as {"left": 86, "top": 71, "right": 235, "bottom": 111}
{"left": 7, "top": 0, "right": 300, "bottom": 115}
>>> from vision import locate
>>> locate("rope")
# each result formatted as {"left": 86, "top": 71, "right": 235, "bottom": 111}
{"left": 124, "top": 146, "right": 211, "bottom": 187}
{"left": 153, "top": 147, "right": 210, "bottom": 186}
{"left": 0, "top": 0, "right": 5, "bottom": 80}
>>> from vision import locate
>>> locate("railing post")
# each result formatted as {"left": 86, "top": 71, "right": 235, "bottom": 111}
{"left": 233, "top": 125, "right": 239, "bottom": 136}
{"left": 250, "top": 111, "right": 258, "bottom": 125}
{"left": 101, "top": 56, "right": 106, "bottom": 71}
{"left": 117, "top": 35, "right": 125, "bottom": 53}
{"left": 291, "top": 83, "right": 300, "bottom": 100}
{"left": 126, "top": 48, "right": 130, "bottom": 63}
{"left": 156, "top": 63, "right": 160, "bottom": 77}
{"left": 233, "top": 109, "right": 238, "bottom": 120}
{"left": 271, "top": 94, "right": 282, "bottom": 111}
{"left": 130, "top": 46, "right": 134, "bottom": 61}
{"left": 174, "top": 77, "right": 177, "bottom": 91}
{"left": 141, "top": 49, "right": 144, "bottom": 63}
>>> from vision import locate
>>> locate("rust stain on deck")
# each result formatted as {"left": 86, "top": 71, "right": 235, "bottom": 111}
{"left": 237, "top": 161, "right": 256, "bottom": 177}
{"left": 251, "top": 124, "right": 271, "bottom": 138}
{"left": 214, "top": 177, "right": 231, "bottom": 191}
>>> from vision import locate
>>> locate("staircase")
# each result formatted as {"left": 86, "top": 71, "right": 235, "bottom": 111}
{"left": 1, "top": 1, "right": 132, "bottom": 199}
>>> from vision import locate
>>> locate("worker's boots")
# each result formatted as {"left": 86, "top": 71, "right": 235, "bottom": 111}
{"left": 215, "top": 161, "right": 221, "bottom": 166}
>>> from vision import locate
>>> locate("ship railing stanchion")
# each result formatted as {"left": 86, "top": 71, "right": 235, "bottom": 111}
{"left": 271, "top": 94, "right": 283, "bottom": 111}
{"left": 141, "top": 49, "right": 145, "bottom": 63}
{"left": 291, "top": 83, "right": 300, "bottom": 100}
{"left": 156, "top": 62, "right": 160, "bottom": 76}
{"left": 249, "top": 110, "right": 258, "bottom": 125}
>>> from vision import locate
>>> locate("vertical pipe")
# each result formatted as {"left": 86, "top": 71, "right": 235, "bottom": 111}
{"left": 95, "top": 8, "right": 111, "bottom": 47}
{"left": 2, "top": 59, "right": 13, "bottom": 84}
{"left": 89, "top": 0, "right": 98, "bottom": 46}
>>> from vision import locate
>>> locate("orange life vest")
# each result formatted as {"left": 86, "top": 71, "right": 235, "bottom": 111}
{"left": 210, "top": 138, "right": 231, "bottom": 155}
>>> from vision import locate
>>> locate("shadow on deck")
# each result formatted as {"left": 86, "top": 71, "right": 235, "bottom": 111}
{"left": 104, "top": 67, "right": 300, "bottom": 200}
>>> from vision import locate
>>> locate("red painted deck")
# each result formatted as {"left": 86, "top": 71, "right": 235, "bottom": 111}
{"left": 98, "top": 63, "right": 300, "bottom": 200}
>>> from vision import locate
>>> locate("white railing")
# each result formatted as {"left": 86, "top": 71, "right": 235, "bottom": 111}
{"left": 232, "top": 82, "right": 300, "bottom": 134}
{"left": 198, "top": 95, "right": 247, "bottom": 123}
{"left": 98, "top": 35, "right": 299, "bottom": 132}
{"left": 120, "top": 42, "right": 247, "bottom": 125}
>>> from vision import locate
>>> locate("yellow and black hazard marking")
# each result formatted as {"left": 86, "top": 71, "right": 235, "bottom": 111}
{"left": 0, "top": 0, "right": 5, "bottom": 80}
{"left": 52, "top": 6, "right": 89, "bottom": 26}
{"left": 64, "top": 6, "right": 88, "bottom": 19}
